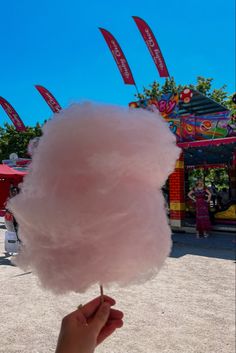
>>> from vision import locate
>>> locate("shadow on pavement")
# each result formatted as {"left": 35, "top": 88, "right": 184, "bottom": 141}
{"left": 14, "top": 271, "right": 32, "bottom": 277}
{"left": 171, "top": 232, "right": 236, "bottom": 261}
{"left": 171, "top": 243, "right": 235, "bottom": 261}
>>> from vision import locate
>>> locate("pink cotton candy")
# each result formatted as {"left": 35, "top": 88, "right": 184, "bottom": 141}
{"left": 9, "top": 102, "right": 180, "bottom": 294}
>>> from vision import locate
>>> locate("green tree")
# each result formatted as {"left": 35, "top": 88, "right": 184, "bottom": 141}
{"left": 0, "top": 123, "right": 43, "bottom": 162}
{"left": 187, "top": 168, "right": 229, "bottom": 191}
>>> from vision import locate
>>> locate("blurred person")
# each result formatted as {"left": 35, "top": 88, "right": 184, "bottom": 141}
{"left": 188, "top": 179, "right": 211, "bottom": 238}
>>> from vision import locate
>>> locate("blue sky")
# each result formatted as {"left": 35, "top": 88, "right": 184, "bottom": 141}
{"left": 0, "top": 0, "right": 235, "bottom": 127}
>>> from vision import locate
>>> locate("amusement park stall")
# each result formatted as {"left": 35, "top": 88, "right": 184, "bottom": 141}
{"left": 0, "top": 164, "right": 26, "bottom": 216}
{"left": 170, "top": 137, "right": 236, "bottom": 231}
{"left": 130, "top": 89, "right": 236, "bottom": 232}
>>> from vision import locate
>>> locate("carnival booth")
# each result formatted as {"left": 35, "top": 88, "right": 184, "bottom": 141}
{"left": 0, "top": 164, "right": 27, "bottom": 216}
{"left": 172, "top": 138, "right": 236, "bottom": 232}
{"left": 130, "top": 89, "right": 236, "bottom": 232}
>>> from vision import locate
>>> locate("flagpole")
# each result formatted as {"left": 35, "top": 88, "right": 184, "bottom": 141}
{"left": 134, "top": 83, "right": 140, "bottom": 96}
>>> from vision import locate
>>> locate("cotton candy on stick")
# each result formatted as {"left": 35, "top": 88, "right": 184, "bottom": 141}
{"left": 9, "top": 103, "right": 180, "bottom": 295}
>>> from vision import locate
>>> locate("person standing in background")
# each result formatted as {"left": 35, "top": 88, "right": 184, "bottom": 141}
{"left": 188, "top": 179, "right": 212, "bottom": 238}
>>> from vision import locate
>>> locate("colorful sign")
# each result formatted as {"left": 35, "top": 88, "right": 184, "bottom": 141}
{"left": 166, "top": 118, "right": 181, "bottom": 138}
{"left": 181, "top": 112, "right": 236, "bottom": 141}
{"left": 129, "top": 97, "right": 236, "bottom": 141}
{"left": 181, "top": 116, "right": 195, "bottom": 141}
{"left": 132, "top": 16, "right": 169, "bottom": 78}
{"left": 180, "top": 88, "right": 193, "bottom": 103}
{"left": 99, "top": 28, "right": 136, "bottom": 85}
{"left": 129, "top": 93, "right": 178, "bottom": 118}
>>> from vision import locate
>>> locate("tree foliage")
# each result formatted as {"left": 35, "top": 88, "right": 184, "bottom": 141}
{"left": 187, "top": 168, "right": 229, "bottom": 191}
{"left": 136, "top": 76, "right": 235, "bottom": 114}
{"left": 0, "top": 123, "right": 43, "bottom": 162}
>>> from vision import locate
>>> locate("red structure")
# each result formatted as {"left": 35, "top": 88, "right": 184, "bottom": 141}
{"left": 169, "top": 137, "right": 236, "bottom": 231}
{"left": 169, "top": 153, "right": 185, "bottom": 228}
{"left": 0, "top": 164, "right": 26, "bottom": 216}
{"left": 229, "top": 151, "right": 236, "bottom": 199}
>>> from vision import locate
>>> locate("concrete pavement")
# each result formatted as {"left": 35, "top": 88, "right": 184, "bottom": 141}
{"left": 0, "top": 225, "right": 235, "bottom": 353}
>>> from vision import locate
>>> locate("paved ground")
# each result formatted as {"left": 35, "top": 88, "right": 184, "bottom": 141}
{"left": 0, "top": 225, "right": 235, "bottom": 353}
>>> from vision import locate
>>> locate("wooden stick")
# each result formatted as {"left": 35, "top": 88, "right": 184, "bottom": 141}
{"left": 100, "top": 284, "right": 104, "bottom": 303}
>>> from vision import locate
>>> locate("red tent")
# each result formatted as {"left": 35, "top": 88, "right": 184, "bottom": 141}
{"left": 0, "top": 164, "right": 27, "bottom": 216}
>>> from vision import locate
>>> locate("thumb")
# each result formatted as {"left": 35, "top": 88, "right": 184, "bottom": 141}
{"left": 90, "top": 302, "right": 110, "bottom": 333}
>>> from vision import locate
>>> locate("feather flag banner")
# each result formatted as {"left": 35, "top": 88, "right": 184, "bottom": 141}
{"left": 99, "top": 28, "right": 136, "bottom": 85}
{"left": 132, "top": 16, "right": 169, "bottom": 78}
{"left": 9, "top": 102, "right": 180, "bottom": 294}
{"left": 0, "top": 97, "right": 26, "bottom": 131}
{"left": 35, "top": 85, "right": 62, "bottom": 113}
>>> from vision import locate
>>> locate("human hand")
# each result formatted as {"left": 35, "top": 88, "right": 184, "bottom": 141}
{"left": 55, "top": 295, "right": 124, "bottom": 353}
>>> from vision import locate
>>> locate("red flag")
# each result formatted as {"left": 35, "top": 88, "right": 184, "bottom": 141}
{"left": 0, "top": 97, "right": 26, "bottom": 131}
{"left": 35, "top": 85, "right": 62, "bottom": 113}
{"left": 133, "top": 16, "right": 169, "bottom": 78}
{"left": 99, "top": 28, "right": 136, "bottom": 85}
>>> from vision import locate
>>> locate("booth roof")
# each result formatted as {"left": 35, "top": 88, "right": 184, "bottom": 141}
{"left": 178, "top": 90, "right": 230, "bottom": 116}
{"left": 179, "top": 137, "right": 236, "bottom": 166}
{"left": 0, "top": 164, "right": 27, "bottom": 177}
